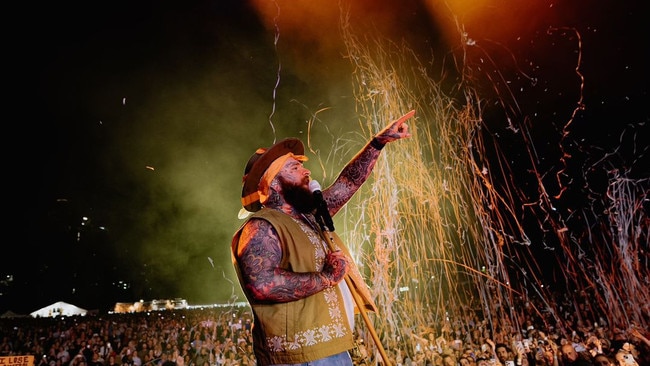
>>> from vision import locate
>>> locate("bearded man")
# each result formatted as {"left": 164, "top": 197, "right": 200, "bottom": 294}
{"left": 231, "top": 111, "right": 415, "bottom": 366}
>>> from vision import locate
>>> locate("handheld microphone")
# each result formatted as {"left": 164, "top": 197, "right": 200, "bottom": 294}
{"left": 309, "top": 180, "right": 335, "bottom": 232}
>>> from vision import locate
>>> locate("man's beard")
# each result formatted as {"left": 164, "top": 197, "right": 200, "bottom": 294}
{"left": 280, "top": 177, "right": 317, "bottom": 214}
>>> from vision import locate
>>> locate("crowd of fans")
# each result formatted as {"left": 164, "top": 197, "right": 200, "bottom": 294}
{"left": 1, "top": 294, "right": 648, "bottom": 366}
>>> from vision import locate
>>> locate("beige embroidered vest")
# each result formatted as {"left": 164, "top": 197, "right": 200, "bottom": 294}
{"left": 231, "top": 208, "right": 377, "bottom": 365}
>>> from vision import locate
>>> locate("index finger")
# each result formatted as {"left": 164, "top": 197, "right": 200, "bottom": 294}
{"left": 395, "top": 110, "right": 416, "bottom": 126}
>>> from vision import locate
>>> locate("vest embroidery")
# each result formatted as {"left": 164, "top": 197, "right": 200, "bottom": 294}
{"left": 264, "top": 216, "right": 350, "bottom": 353}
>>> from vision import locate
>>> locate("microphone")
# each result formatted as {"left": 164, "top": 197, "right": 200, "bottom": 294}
{"left": 309, "top": 180, "right": 335, "bottom": 232}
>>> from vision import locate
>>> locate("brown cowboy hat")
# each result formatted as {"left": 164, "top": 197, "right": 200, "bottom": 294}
{"left": 240, "top": 138, "right": 305, "bottom": 212}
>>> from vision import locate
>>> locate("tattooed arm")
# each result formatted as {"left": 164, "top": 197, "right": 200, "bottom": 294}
{"left": 325, "top": 110, "right": 415, "bottom": 216}
{"left": 236, "top": 218, "right": 348, "bottom": 302}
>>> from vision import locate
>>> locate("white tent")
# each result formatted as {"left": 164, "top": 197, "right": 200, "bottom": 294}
{"left": 30, "top": 301, "right": 88, "bottom": 318}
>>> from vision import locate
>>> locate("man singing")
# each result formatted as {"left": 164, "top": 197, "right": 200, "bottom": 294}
{"left": 231, "top": 110, "right": 415, "bottom": 365}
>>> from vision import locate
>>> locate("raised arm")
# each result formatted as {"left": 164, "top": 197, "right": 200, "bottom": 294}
{"left": 324, "top": 110, "right": 415, "bottom": 215}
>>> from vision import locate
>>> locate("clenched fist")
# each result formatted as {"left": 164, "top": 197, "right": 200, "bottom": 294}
{"left": 321, "top": 250, "right": 349, "bottom": 286}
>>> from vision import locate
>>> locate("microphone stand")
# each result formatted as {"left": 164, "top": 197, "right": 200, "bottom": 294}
{"left": 314, "top": 213, "right": 392, "bottom": 366}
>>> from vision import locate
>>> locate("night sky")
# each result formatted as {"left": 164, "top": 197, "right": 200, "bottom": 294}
{"left": 4, "top": 0, "right": 648, "bottom": 314}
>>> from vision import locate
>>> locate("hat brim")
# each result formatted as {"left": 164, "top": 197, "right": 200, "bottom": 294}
{"left": 241, "top": 138, "right": 304, "bottom": 212}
